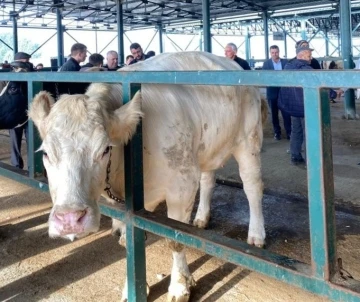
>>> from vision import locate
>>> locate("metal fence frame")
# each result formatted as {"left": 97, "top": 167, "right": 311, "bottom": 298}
{"left": 0, "top": 70, "right": 359, "bottom": 301}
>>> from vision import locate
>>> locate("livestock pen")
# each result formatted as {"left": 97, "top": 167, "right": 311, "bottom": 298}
{"left": 0, "top": 69, "right": 359, "bottom": 301}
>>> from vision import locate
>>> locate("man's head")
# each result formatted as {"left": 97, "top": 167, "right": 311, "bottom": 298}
{"left": 296, "top": 40, "right": 313, "bottom": 62}
{"left": 130, "top": 43, "right": 144, "bottom": 61}
{"left": 147, "top": 50, "right": 155, "bottom": 58}
{"left": 125, "top": 55, "right": 134, "bottom": 65}
{"left": 36, "top": 63, "right": 44, "bottom": 70}
{"left": 269, "top": 45, "right": 280, "bottom": 61}
{"left": 71, "top": 43, "right": 87, "bottom": 63}
{"left": 89, "top": 53, "right": 104, "bottom": 67}
{"left": 14, "top": 52, "right": 31, "bottom": 62}
{"left": 106, "top": 50, "right": 119, "bottom": 69}
{"left": 224, "top": 43, "right": 237, "bottom": 60}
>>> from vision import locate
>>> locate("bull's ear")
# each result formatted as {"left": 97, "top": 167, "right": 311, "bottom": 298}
{"left": 28, "top": 91, "right": 55, "bottom": 138}
{"left": 109, "top": 91, "right": 144, "bottom": 144}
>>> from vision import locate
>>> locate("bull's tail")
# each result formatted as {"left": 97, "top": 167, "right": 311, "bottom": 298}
{"left": 260, "top": 96, "right": 268, "bottom": 127}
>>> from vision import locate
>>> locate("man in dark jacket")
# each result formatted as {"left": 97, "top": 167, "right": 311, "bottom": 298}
{"left": 262, "top": 45, "right": 291, "bottom": 140}
{"left": 59, "top": 43, "right": 87, "bottom": 71}
{"left": 224, "top": 43, "right": 251, "bottom": 70}
{"left": 129, "top": 43, "right": 150, "bottom": 65}
{"left": 80, "top": 53, "right": 104, "bottom": 71}
{"left": 278, "top": 42, "right": 314, "bottom": 166}
{"left": 294, "top": 40, "right": 321, "bottom": 70}
{"left": 5, "top": 53, "right": 33, "bottom": 169}
{"left": 58, "top": 43, "right": 88, "bottom": 95}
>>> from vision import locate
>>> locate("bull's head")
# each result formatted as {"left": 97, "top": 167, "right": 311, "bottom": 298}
{"left": 28, "top": 85, "right": 142, "bottom": 240}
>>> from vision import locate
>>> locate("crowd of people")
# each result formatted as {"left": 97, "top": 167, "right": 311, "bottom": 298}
{"left": 1, "top": 41, "right": 153, "bottom": 171}
{"left": 0, "top": 39, "right": 354, "bottom": 171}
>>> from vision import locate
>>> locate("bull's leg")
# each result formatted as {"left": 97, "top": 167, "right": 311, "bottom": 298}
{"left": 166, "top": 174, "right": 199, "bottom": 302}
{"left": 233, "top": 131, "right": 265, "bottom": 248}
{"left": 111, "top": 219, "right": 127, "bottom": 247}
{"left": 193, "top": 171, "right": 215, "bottom": 228}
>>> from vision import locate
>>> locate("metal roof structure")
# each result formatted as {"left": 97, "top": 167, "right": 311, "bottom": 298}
{"left": 0, "top": 0, "right": 359, "bottom": 32}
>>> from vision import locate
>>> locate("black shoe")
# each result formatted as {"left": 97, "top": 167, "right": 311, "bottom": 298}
{"left": 330, "top": 99, "right": 337, "bottom": 103}
{"left": 291, "top": 157, "right": 305, "bottom": 165}
{"left": 274, "top": 134, "right": 281, "bottom": 140}
{"left": 286, "top": 135, "right": 291, "bottom": 140}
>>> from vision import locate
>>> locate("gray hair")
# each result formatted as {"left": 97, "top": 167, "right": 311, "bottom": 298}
{"left": 226, "top": 43, "right": 237, "bottom": 52}
{"left": 106, "top": 50, "right": 118, "bottom": 57}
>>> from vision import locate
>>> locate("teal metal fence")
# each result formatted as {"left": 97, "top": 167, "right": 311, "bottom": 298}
{"left": 0, "top": 70, "right": 359, "bottom": 301}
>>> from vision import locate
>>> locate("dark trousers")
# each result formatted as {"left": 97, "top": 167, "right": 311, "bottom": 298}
{"left": 9, "top": 123, "right": 28, "bottom": 169}
{"left": 268, "top": 98, "right": 292, "bottom": 137}
{"left": 290, "top": 117, "right": 306, "bottom": 160}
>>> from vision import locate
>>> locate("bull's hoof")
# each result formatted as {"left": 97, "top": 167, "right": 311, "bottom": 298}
{"left": 193, "top": 218, "right": 208, "bottom": 229}
{"left": 247, "top": 236, "right": 265, "bottom": 248}
{"left": 167, "top": 275, "right": 196, "bottom": 302}
{"left": 119, "top": 234, "right": 126, "bottom": 247}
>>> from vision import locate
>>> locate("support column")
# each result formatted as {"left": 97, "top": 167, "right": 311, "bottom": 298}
{"left": 117, "top": 0, "right": 124, "bottom": 65}
{"left": 263, "top": 11, "right": 269, "bottom": 59}
{"left": 158, "top": 24, "right": 164, "bottom": 53}
{"left": 56, "top": 8, "right": 64, "bottom": 68}
{"left": 11, "top": 11, "right": 18, "bottom": 56}
{"left": 324, "top": 28, "right": 329, "bottom": 56}
{"left": 199, "top": 26, "right": 203, "bottom": 51}
{"left": 245, "top": 26, "right": 251, "bottom": 61}
{"left": 284, "top": 30, "right": 288, "bottom": 58}
{"left": 202, "top": 0, "right": 211, "bottom": 52}
{"left": 340, "top": 0, "right": 356, "bottom": 119}
{"left": 301, "top": 20, "right": 307, "bottom": 40}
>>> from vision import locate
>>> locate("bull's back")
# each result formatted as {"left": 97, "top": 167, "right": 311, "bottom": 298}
{"left": 120, "top": 52, "right": 263, "bottom": 171}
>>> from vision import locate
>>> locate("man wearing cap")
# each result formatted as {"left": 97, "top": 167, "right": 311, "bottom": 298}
{"left": 294, "top": 40, "right": 321, "bottom": 70}
{"left": 278, "top": 42, "right": 314, "bottom": 166}
{"left": 7, "top": 52, "right": 33, "bottom": 169}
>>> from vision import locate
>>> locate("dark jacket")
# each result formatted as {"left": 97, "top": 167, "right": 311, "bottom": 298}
{"left": 129, "top": 54, "right": 150, "bottom": 65}
{"left": 278, "top": 59, "right": 313, "bottom": 118}
{"left": 103, "top": 64, "right": 122, "bottom": 71}
{"left": 59, "top": 57, "right": 81, "bottom": 71}
{"left": 233, "top": 56, "right": 251, "bottom": 70}
{"left": 262, "top": 58, "right": 288, "bottom": 99}
{"left": 0, "top": 81, "right": 28, "bottom": 129}
{"left": 310, "top": 58, "right": 321, "bottom": 70}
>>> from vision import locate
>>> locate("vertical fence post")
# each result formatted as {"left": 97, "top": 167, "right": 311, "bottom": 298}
{"left": 304, "top": 87, "right": 336, "bottom": 280}
{"left": 27, "top": 81, "right": 44, "bottom": 178}
{"left": 123, "top": 82, "right": 147, "bottom": 301}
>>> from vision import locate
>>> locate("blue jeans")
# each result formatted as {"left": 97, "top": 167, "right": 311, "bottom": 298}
{"left": 290, "top": 117, "right": 305, "bottom": 160}
{"left": 268, "top": 98, "right": 292, "bottom": 137}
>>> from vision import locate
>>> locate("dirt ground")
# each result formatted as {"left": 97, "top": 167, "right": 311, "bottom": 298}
{"left": 0, "top": 96, "right": 359, "bottom": 301}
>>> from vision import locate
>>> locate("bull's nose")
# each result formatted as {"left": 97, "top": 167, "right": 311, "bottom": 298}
{"left": 53, "top": 209, "right": 87, "bottom": 235}
{"left": 55, "top": 210, "right": 86, "bottom": 223}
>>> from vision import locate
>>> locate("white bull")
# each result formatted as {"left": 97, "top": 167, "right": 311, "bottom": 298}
{"left": 29, "top": 51, "right": 266, "bottom": 301}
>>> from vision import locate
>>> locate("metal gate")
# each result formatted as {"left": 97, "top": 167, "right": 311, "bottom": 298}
{"left": 0, "top": 70, "right": 359, "bottom": 301}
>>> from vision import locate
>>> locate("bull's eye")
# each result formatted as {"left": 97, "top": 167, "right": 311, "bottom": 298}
{"left": 102, "top": 146, "right": 111, "bottom": 157}
{"left": 43, "top": 151, "right": 48, "bottom": 158}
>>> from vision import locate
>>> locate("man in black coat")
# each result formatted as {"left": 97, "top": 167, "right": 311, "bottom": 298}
{"left": 294, "top": 40, "right": 321, "bottom": 70}
{"left": 59, "top": 43, "right": 87, "bottom": 71}
{"left": 278, "top": 42, "right": 314, "bottom": 166}
{"left": 262, "top": 45, "right": 291, "bottom": 140}
{"left": 224, "top": 42, "right": 251, "bottom": 70}
{"left": 129, "top": 43, "right": 150, "bottom": 65}
{"left": 5, "top": 52, "right": 33, "bottom": 169}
